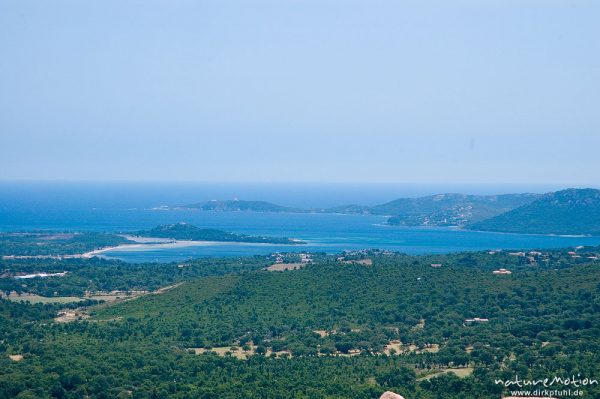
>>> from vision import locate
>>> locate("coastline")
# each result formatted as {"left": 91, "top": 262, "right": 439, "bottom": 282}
{"left": 84, "top": 240, "right": 227, "bottom": 256}
{"left": 1, "top": 235, "right": 305, "bottom": 261}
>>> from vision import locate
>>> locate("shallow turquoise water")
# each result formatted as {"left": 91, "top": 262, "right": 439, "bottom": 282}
{"left": 2, "top": 182, "right": 598, "bottom": 262}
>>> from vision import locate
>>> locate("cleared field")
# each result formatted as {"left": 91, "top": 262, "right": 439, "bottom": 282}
{"left": 5, "top": 293, "right": 83, "bottom": 304}
{"left": 2, "top": 290, "right": 148, "bottom": 305}
{"left": 266, "top": 263, "right": 305, "bottom": 271}
{"left": 190, "top": 340, "right": 439, "bottom": 359}
{"left": 383, "top": 341, "right": 439, "bottom": 355}
{"left": 190, "top": 345, "right": 260, "bottom": 360}
{"left": 383, "top": 340, "right": 403, "bottom": 355}
{"left": 417, "top": 367, "right": 474, "bottom": 381}
{"left": 56, "top": 285, "right": 181, "bottom": 323}
{"left": 55, "top": 310, "right": 90, "bottom": 323}
{"left": 342, "top": 258, "right": 373, "bottom": 266}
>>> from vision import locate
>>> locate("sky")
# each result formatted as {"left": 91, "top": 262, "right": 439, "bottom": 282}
{"left": 0, "top": 0, "right": 599, "bottom": 184}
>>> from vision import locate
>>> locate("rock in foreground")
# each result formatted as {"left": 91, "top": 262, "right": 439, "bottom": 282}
{"left": 379, "top": 391, "right": 405, "bottom": 399}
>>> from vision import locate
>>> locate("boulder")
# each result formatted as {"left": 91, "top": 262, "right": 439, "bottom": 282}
{"left": 379, "top": 392, "right": 405, "bottom": 399}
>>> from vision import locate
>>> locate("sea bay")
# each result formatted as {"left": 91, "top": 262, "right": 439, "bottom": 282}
{"left": 3, "top": 206, "right": 600, "bottom": 262}
{"left": 2, "top": 182, "right": 599, "bottom": 262}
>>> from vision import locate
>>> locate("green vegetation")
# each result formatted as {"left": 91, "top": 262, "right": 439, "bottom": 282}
{"left": 1, "top": 248, "right": 599, "bottom": 398}
{"left": 0, "top": 232, "right": 130, "bottom": 256}
{"left": 381, "top": 193, "right": 539, "bottom": 226}
{"left": 0, "top": 256, "right": 269, "bottom": 297}
{"left": 470, "top": 188, "right": 600, "bottom": 235}
{"left": 181, "top": 199, "right": 304, "bottom": 213}
{"left": 175, "top": 194, "right": 540, "bottom": 228}
{"left": 174, "top": 189, "right": 600, "bottom": 234}
{"left": 137, "top": 222, "right": 304, "bottom": 244}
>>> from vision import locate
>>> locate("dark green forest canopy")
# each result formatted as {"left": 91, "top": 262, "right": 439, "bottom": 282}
{"left": 469, "top": 188, "right": 600, "bottom": 235}
{"left": 0, "top": 232, "right": 130, "bottom": 256}
{"left": 93, "top": 253, "right": 599, "bottom": 354}
{"left": 0, "top": 256, "right": 270, "bottom": 297}
{"left": 1, "top": 249, "right": 599, "bottom": 398}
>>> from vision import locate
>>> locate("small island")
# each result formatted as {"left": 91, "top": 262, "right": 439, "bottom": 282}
{"left": 136, "top": 223, "right": 305, "bottom": 245}
{"left": 179, "top": 200, "right": 305, "bottom": 213}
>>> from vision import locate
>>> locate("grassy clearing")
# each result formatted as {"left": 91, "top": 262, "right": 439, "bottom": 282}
{"left": 266, "top": 263, "right": 305, "bottom": 271}
{"left": 417, "top": 367, "right": 474, "bottom": 381}
{"left": 342, "top": 258, "right": 373, "bottom": 266}
{"left": 383, "top": 341, "right": 439, "bottom": 355}
{"left": 92, "top": 276, "right": 237, "bottom": 320}
{"left": 5, "top": 292, "right": 83, "bottom": 304}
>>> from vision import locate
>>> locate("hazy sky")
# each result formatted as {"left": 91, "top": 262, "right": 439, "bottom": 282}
{"left": 1, "top": 0, "right": 599, "bottom": 184}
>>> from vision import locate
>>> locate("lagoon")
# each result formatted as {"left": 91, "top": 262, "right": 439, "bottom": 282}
{"left": 2, "top": 182, "right": 599, "bottom": 262}
{"left": 3, "top": 207, "right": 599, "bottom": 262}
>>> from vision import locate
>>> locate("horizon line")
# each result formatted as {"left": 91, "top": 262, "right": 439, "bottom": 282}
{"left": 0, "top": 179, "right": 598, "bottom": 187}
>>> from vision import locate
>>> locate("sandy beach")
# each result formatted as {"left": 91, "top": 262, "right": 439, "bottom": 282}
{"left": 82, "top": 238, "right": 227, "bottom": 257}
{"left": 1, "top": 234, "right": 299, "bottom": 261}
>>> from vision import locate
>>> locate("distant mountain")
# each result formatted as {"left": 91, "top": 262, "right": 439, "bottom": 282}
{"left": 468, "top": 188, "right": 600, "bottom": 235}
{"left": 320, "top": 204, "right": 371, "bottom": 214}
{"left": 380, "top": 193, "right": 540, "bottom": 226}
{"left": 176, "top": 194, "right": 541, "bottom": 227}
{"left": 181, "top": 200, "right": 304, "bottom": 213}
{"left": 137, "top": 223, "right": 304, "bottom": 244}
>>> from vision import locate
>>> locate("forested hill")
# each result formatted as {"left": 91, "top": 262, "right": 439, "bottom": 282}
{"left": 176, "top": 194, "right": 540, "bottom": 227}
{"left": 469, "top": 188, "right": 600, "bottom": 235}
{"left": 137, "top": 223, "right": 304, "bottom": 244}
{"left": 172, "top": 190, "right": 600, "bottom": 233}
{"left": 379, "top": 193, "right": 539, "bottom": 226}
{"left": 181, "top": 200, "right": 304, "bottom": 213}
{"left": 2, "top": 249, "right": 599, "bottom": 398}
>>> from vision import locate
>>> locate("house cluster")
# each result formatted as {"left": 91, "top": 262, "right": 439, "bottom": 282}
{"left": 13, "top": 271, "right": 69, "bottom": 279}
{"left": 500, "top": 248, "right": 598, "bottom": 264}
{"left": 505, "top": 250, "right": 551, "bottom": 264}
{"left": 508, "top": 251, "right": 526, "bottom": 257}
{"left": 299, "top": 253, "right": 313, "bottom": 264}
{"left": 465, "top": 317, "right": 489, "bottom": 323}
{"left": 568, "top": 246, "right": 599, "bottom": 260}
{"left": 493, "top": 268, "right": 512, "bottom": 275}
{"left": 271, "top": 252, "right": 313, "bottom": 264}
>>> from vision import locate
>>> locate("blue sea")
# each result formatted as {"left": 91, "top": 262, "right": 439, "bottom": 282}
{"left": 1, "top": 181, "right": 599, "bottom": 262}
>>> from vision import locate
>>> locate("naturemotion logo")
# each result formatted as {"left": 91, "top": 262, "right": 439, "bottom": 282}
{"left": 495, "top": 373, "right": 598, "bottom": 398}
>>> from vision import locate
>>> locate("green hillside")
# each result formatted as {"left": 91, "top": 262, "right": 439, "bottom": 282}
{"left": 94, "top": 251, "right": 600, "bottom": 357}
{"left": 137, "top": 222, "right": 304, "bottom": 244}
{"left": 176, "top": 194, "right": 540, "bottom": 228}
{"left": 0, "top": 248, "right": 600, "bottom": 399}
{"left": 469, "top": 188, "right": 600, "bottom": 235}
{"left": 182, "top": 199, "right": 304, "bottom": 213}
{"left": 381, "top": 193, "right": 539, "bottom": 226}
{"left": 2, "top": 250, "right": 598, "bottom": 398}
